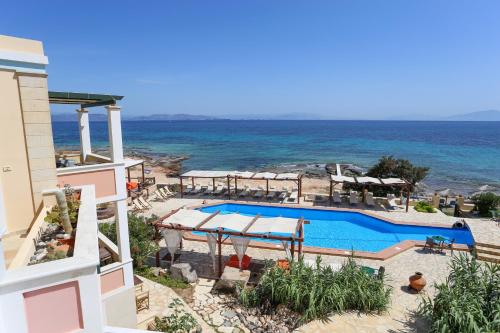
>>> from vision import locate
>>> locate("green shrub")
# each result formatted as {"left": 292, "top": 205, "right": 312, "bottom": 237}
{"left": 135, "top": 267, "right": 189, "bottom": 289}
{"left": 367, "top": 155, "right": 429, "bottom": 187}
{"left": 419, "top": 254, "right": 500, "bottom": 333}
{"left": 414, "top": 201, "right": 436, "bottom": 213}
{"left": 471, "top": 192, "right": 500, "bottom": 217}
{"left": 99, "top": 213, "right": 158, "bottom": 269}
{"left": 239, "top": 256, "right": 391, "bottom": 323}
{"left": 151, "top": 298, "right": 198, "bottom": 332}
{"left": 44, "top": 197, "right": 80, "bottom": 226}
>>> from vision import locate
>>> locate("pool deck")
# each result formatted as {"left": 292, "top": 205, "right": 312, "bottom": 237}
{"left": 138, "top": 197, "right": 499, "bottom": 333}
{"left": 144, "top": 198, "right": 471, "bottom": 260}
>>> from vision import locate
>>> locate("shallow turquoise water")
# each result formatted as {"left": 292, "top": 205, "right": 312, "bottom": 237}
{"left": 199, "top": 203, "right": 474, "bottom": 252}
{"left": 52, "top": 120, "right": 500, "bottom": 192}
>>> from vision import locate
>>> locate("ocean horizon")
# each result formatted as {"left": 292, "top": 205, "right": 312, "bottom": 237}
{"left": 52, "top": 120, "right": 500, "bottom": 194}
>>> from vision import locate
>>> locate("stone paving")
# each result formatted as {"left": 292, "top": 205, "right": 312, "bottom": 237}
{"left": 138, "top": 197, "right": 494, "bottom": 332}
{"left": 135, "top": 275, "right": 215, "bottom": 332}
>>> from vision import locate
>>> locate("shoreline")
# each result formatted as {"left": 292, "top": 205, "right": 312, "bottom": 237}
{"left": 55, "top": 147, "right": 497, "bottom": 196}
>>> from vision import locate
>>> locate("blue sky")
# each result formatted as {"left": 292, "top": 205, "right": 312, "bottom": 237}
{"left": 2, "top": 1, "right": 500, "bottom": 119}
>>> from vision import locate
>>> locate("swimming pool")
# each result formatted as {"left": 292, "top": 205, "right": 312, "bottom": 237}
{"left": 198, "top": 203, "right": 474, "bottom": 253}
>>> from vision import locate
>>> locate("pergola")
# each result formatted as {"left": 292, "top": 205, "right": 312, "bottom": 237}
{"left": 179, "top": 170, "right": 303, "bottom": 203}
{"left": 329, "top": 175, "right": 412, "bottom": 212}
{"left": 153, "top": 208, "right": 305, "bottom": 277}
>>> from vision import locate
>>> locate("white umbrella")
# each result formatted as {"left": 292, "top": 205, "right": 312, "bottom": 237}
{"left": 437, "top": 188, "right": 457, "bottom": 205}
{"left": 478, "top": 184, "right": 497, "bottom": 192}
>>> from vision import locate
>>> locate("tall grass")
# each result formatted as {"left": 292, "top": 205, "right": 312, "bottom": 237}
{"left": 239, "top": 256, "right": 391, "bottom": 322}
{"left": 419, "top": 254, "right": 500, "bottom": 333}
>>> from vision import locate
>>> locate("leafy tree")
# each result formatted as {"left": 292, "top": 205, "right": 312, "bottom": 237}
{"left": 471, "top": 192, "right": 500, "bottom": 217}
{"left": 99, "top": 213, "right": 158, "bottom": 269}
{"left": 367, "top": 155, "right": 429, "bottom": 187}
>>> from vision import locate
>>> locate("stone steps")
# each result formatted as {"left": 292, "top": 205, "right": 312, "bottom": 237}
{"left": 475, "top": 243, "right": 500, "bottom": 263}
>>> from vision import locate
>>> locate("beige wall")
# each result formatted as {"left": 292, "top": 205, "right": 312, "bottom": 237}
{"left": 0, "top": 70, "right": 36, "bottom": 233}
{"left": 0, "top": 35, "right": 44, "bottom": 54}
{"left": 0, "top": 35, "right": 56, "bottom": 234}
{"left": 17, "top": 74, "right": 57, "bottom": 207}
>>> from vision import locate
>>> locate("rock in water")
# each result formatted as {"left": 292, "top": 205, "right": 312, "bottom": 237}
{"left": 170, "top": 263, "right": 198, "bottom": 283}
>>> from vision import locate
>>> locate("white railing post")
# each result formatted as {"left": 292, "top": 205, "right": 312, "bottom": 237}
{"left": 77, "top": 108, "right": 92, "bottom": 162}
{"left": 105, "top": 105, "right": 123, "bottom": 163}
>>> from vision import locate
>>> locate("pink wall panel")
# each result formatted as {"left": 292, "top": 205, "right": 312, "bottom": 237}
{"left": 100, "top": 268, "right": 125, "bottom": 294}
{"left": 58, "top": 168, "right": 116, "bottom": 198}
{"left": 24, "top": 281, "right": 84, "bottom": 333}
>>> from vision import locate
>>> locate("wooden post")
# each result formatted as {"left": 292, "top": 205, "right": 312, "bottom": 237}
{"left": 141, "top": 162, "right": 145, "bottom": 184}
{"left": 329, "top": 180, "right": 333, "bottom": 205}
{"left": 212, "top": 178, "right": 216, "bottom": 192}
{"left": 298, "top": 223, "right": 304, "bottom": 255}
{"left": 180, "top": 177, "right": 184, "bottom": 198}
{"left": 298, "top": 177, "right": 302, "bottom": 204}
{"left": 291, "top": 240, "right": 295, "bottom": 258}
{"left": 218, "top": 230, "right": 223, "bottom": 278}
{"left": 235, "top": 177, "right": 238, "bottom": 198}
{"left": 191, "top": 177, "right": 195, "bottom": 187}
{"left": 266, "top": 179, "right": 269, "bottom": 195}
{"left": 227, "top": 175, "right": 231, "bottom": 199}
{"left": 406, "top": 187, "right": 410, "bottom": 212}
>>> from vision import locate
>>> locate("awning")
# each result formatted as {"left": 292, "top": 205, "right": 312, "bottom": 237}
{"left": 380, "top": 178, "right": 407, "bottom": 185}
{"left": 202, "top": 213, "right": 255, "bottom": 232}
{"left": 124, "top": 158, "right": 144, "bottom": 169}
{"left": 160, "top": 209, "right": 212, "bottom": 228}
{"left": 275, "top": 173, "right": 300, "bottom": 180}
{"left": 331, "top": 175, "right": 356, "bottom": 183}
{"left": 252, "top": 172, "right": 277, "bottom": 179}
{"left": 247, "top": 217, "right": 299, "bottom": 234}
{"left": 356, "top": 176, "right": 382, "bottom": 184}
{"left": 49, "top": 91, "right": 123, "bottom": 108}
{"left": 181, "top": 170, "right": 232, "bottom": 178}
{"left": 229, "top": 171, "right": 255, "bottom": 178}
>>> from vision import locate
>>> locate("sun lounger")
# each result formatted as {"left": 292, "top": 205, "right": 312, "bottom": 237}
{"left": 349, "top": 191, "right": 359, "bottom": 205}
{"left": 160, "top": 187, "right": 175, "bottom": 198}
{"left": 423, "top": 236, "right": 439, "bottom": 253}
{"left": 333, "top": 191, "right": 342, "bottom": 205}
{"left": 253, "top": 188, "right": 264, "bottom": 199}
{"left": 278, "top": 188, "right": 289, "bottom": 200}
{"left": 191, "top": 184, "right": 203, "bottom": 194}
{"left": 266, "top": 188, "right": 277, "bottom": 199}
{"left": 213, "top": 185, "right": 226, "bottom": 195}
{"left": 132, "top": 199, "right": 147, "bottom": 211}
{"left": 158, "top": 188, "right": 171, "bottom": 199}
{"left": 201, "top": 185, "right": 213, "bottom": 195}
{"left": 153, "top": 190, "right": 167, "bottom": 201}
{"left": 165, "top": 186, "right": 176, "bottom": 196}
{"left": 284, "top": 191, "right": 298, "bottom": 203}
{"left": 183, "top": 184, "right": 193, "bottom": 194}
{"left": 238, "top": 186, "right": 250, "bottom": 197}
{"left": 366, "top": 192, "right": 375, "bottom": 206}
{"left": 138, "top": 196, "right": 152, "bottom": 209}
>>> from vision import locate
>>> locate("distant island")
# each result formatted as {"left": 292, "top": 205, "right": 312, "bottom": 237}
{"left": 443, "top": 110, "right": 500, "bottom": 121}
{"left": 51, "top": 110, "right": 500, "bottom": 121}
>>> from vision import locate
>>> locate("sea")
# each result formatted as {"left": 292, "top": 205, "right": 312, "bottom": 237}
{"left": 52, "top": 120, "right": 500, "bottom": 194}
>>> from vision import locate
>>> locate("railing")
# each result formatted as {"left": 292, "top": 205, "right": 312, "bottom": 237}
{"left": 0, "top": 185, "right": 104, "bottom": 333}
{"left": 57, "top": 163, "right": 121, "bottom": 199}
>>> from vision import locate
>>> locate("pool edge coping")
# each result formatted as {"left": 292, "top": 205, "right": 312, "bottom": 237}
{"left": 183, "top": 200, "right": 471, "bottom": 260}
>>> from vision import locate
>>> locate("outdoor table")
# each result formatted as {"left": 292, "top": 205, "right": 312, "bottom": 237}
{"left": 432, "top": 236, "right": 447, "bottom": 252}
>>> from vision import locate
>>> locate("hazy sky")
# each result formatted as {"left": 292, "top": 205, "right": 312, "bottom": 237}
{"left": 2, "top": 1, "right": 500, "bottom": 119}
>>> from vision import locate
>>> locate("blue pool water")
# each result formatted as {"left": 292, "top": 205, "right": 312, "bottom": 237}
{"left": 199, "top": 203, "right": 474, "bottom": 253}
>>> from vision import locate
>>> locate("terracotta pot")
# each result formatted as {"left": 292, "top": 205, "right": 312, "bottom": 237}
{"left": 277, "top": 259, "right": 290, "bottom": 270}
{"left": 409, "top": 272, "right": 426, "bottom": 291}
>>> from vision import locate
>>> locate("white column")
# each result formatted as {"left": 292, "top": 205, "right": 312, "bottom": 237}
{"left": 77, "top": 108, "right": 92, "bottom": 162}
{"left": 105, "top": 105, "right": 123, "bottom": 163}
